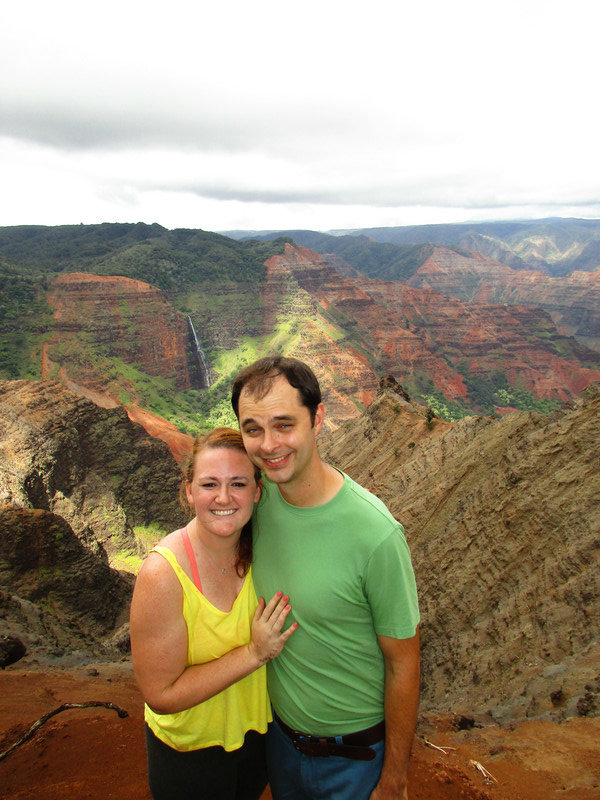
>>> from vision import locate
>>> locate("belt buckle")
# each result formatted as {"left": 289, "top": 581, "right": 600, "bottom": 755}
{"left": 294, "top": 735, "right": 332, "bottom": 758}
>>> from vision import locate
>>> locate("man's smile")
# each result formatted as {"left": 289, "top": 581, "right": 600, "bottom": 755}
{"left": 262, "top": 453, "right": 292, "bottom": 466}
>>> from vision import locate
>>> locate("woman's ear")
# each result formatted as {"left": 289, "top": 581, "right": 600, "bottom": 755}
{"left": 253, "top": 478, "right": 263, "bottom": 504}
{"left": 185, "top": 482, "right": 194, "bottom": 506}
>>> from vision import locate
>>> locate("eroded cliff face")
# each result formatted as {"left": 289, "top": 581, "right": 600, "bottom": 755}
{"left": 40, "top": 273, "right": 197, "bottom": 456}
{"left": 45, "top": 273, "right": 193, "bottom": 391}
{"left": 0, "top": 507, "right": 132, "bottom": 662}
{"left": 266, "top": 244, "right": 600, "bottom": 408}
{"left": 320, "top": 382, "right": 600, "bottom": 721}
{"left": 263, "top": 248, "right": 380, "bottom": 427}
{"left": 0, "top": 379, "right": 189, "bottom": 661}
{"left": 0, "top": 379, "right": 186, "bottom": 562}
{"left": 12, "top": 243, "right": 600, "bottom": 437}
{"left": 408, "top": 247, "right": 600, "bottom": 352}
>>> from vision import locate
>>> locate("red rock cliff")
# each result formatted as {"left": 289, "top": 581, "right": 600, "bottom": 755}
{"left": 42, "top": 273, "right": 194, "bottom": 457}
{"left": 45, "top": 273, "right": 192, "bottom": 391}
{"left": 265, "top": 244, "right": 600, "bottom": 406}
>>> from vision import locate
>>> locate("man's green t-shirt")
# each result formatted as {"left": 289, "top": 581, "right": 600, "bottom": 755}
{"left": 252, "top": 472, "right": 420, "bottom": 736}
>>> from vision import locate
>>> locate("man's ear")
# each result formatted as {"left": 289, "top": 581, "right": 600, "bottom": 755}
{"left": 313, "top": 402, "right": 325, "bottom": 435}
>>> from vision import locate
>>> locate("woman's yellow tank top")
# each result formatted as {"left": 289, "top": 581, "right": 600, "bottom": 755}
{"left": 144, "top": 546, "right": 271, "bottom": 752}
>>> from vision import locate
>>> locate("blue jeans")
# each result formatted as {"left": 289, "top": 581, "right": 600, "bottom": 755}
{"left": 266, "top": 719, "right": 385, "bottom": 800}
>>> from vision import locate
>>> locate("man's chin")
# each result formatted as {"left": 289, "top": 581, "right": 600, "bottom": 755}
{"left": 262, "top": 468, "right": 289, "bottom": 483}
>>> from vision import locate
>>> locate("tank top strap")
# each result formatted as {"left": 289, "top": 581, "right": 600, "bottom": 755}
{"left": 180, "top": 525, "right": 203, "bottom": 594}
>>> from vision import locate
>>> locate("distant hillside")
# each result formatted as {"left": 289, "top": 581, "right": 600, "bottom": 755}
{"left": 406, "top": 247, "right": 600, "bottom": 352}
{"left": 233, "top": 228, "right": 432, "bottom": 283}
{"left": 0, "top": 223, "right": 281, "bottom": 285}
{"left": 229, "top": 218, "right": 600, "bottom": 276}
{"left": 262, "top": 243, "right": 600, "bottom": 418}
{"left": 2, "top": 221, "right": 600, "bottom": 440}
{"left": 342, "top": 218, "right": 600, "bottom": 276}
{"left": 231, "top": 221, "right": 600, "bottom": 356}
{"left": 320, "top": 379, "right": 600, "bottom": 721}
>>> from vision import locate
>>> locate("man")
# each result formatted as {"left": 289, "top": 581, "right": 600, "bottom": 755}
{"left": 231, "top": 356, "right": 420, "bottom": 800}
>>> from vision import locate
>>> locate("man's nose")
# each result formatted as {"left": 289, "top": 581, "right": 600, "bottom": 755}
{"left": 261, "top": 429, "right": 278, "bottom": 453}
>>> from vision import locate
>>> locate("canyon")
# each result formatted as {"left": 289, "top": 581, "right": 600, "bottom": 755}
{"left": 321, "top": 376, "right": 600, "bottom": 721}
{"left": 407, "top": 246, "right": 600, "bottom": 352}
{"left": 263, "top": 243, "right": 600, "bottom": 413}
{"left": 1, "top": 375, "right": 599, "bottom": 799}
{"left": 2, "top": 222, "right": 600, "bottom": 445}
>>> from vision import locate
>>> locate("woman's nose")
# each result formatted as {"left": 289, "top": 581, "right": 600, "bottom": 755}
{"left": 216, "top": 484, "right": 232, "bottom": 504}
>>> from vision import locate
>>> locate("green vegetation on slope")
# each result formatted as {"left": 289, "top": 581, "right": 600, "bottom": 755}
{"left": 0, "top": 225, "right": 287, "bottom": 417}
{"left": 0, "top": 223, "right": 286, "bottom": 288}
{"left": 0, "top": 259, "right": 53, "bottom": 378}
{"left": 418, "top": 368, "right": 561, "bottom": 421}
{"left": 242, "top": 229, "right": 433, "bottom": 282}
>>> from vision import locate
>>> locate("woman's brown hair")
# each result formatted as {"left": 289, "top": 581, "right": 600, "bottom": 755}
{"left": 179, "top": 427, "right": 260, "bottom": 577}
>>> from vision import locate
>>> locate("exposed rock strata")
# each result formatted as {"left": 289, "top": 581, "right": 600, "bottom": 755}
{"left": 45, "top": 272, "right": 195, "bottom": 392}
{"left": 408, "top": 247, "right": 600, "bottom": 352}
{"left": 0, "top": 379, "right": 186, "bottom": 562}
{"left": 40, "top": 273, "right": 199, "bottom": 453}
{"left": 0, "top": 507, "right": 132, "bottom": 662}
{"left": 267, "top": 244, "right": 600, "bottom": 407}
{"left": 263, "top": 249, "right": 380, "bottom": 427}
{"left": 320, "top": 383, "right": 600, "bottom": 720}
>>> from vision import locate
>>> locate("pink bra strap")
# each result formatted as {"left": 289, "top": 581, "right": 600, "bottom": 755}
{"left": 181, "top": 525, "right": 203, "bottom": 593}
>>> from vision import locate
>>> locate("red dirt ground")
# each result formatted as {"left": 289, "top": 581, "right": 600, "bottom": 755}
{"left": 1, "top": 663, "right": 599, "bottom": 800}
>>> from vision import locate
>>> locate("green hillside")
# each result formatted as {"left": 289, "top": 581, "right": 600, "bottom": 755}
{"left": 237, "top": 229, "right": 433, "bottom": 282}
{"left": 0, "top": 223, "right": 283, "bottom": 287}
{"left": 0, "top": 225, "right": 287, "bottom": 429}
{"left": 232, "top": 218, "right": 600, "bottom": 278}
{"left": 2, "top": 221, "right": 599, "bottom": 431}
{"left": 344, "top": 218, "right": 600, "bottom": 276}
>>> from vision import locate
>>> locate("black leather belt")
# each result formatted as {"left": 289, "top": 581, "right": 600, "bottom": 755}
{"left": 273, "top": 713, "right": 385, "bottom": 761}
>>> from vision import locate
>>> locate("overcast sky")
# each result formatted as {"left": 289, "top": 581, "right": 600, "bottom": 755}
{"left": 1, "top": 0, "right": 598, "bottom": 233}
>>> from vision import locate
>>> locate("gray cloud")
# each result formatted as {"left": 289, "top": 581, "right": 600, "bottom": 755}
{"left": 2, "top": 0, "right": 598, "bottom": 230}
{"left": 0, "top": 95, "right": 381, "bottom": 155}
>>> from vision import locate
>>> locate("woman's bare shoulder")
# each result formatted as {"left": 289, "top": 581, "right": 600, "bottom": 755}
{"left": 136, "top": 528, "right": 184, "bottom": 584}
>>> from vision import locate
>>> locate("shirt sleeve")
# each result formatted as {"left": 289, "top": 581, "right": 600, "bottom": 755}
{"left": 363, "top": 525, "right": 420, "bottom": 639}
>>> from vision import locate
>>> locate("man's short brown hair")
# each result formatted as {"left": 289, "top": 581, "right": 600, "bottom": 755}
{"left": 231, "top": 356, "right": 322, "bottom": 425}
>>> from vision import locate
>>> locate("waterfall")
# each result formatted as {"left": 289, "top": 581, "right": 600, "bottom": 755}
{"left": 187, "top": 316, "right": 212, "bottom": 388}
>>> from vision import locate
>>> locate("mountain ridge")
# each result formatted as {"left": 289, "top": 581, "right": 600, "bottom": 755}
{"left": 2, "top": 221, "right": 600, "bottom": 438}
{"left": 320, "top": 378, "right": 600, "bottom": 720}
{"left": 226, "top": 217, "right": 600, "bottom": 276}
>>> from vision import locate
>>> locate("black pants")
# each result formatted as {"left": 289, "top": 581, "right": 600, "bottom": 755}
{"left": 145, "top": 724, "right": 268, "bottom": 800}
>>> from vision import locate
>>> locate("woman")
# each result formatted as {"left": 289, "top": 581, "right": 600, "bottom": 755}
{"left": 130, "top": 427, "right": 296, "bottom": 800}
